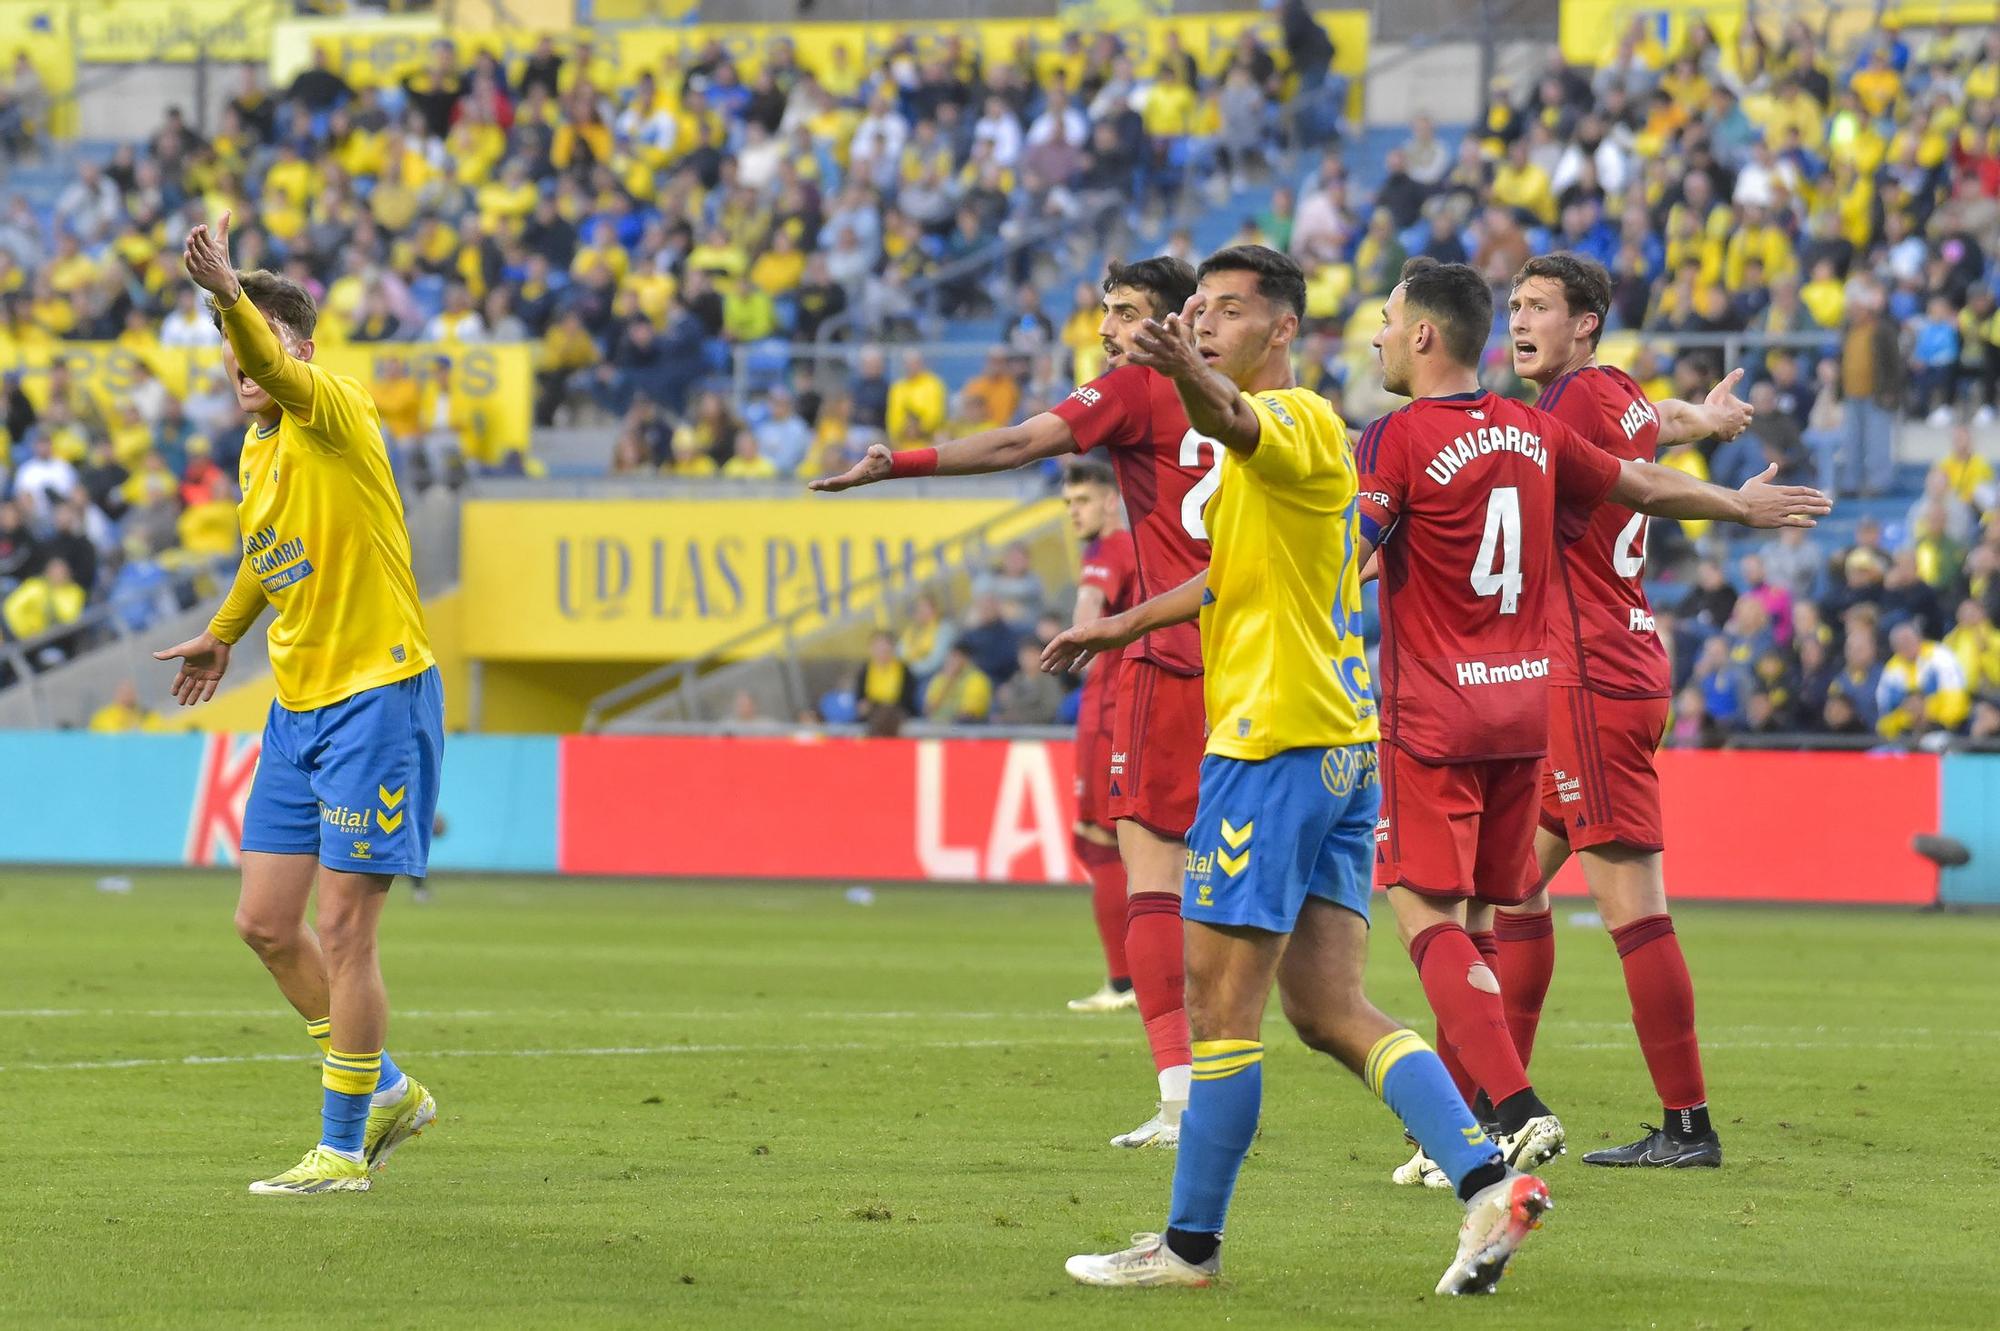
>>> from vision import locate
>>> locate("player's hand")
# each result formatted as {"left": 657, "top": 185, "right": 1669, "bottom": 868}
{"left": 808, "top": 442, "right": 894, "bottom": 493}
{"left": 1126, "top": 293, "right": 1207, "bottom": 380}
{"left": 154, "top": 630, "right": 233, "bottom": 706}
{"left": 1738, "top": 464, "right": 1832, "bottom": 529}
{"left": 1041, "top": 612, "right": 1140, "bottom": 675}
{"left": 1704, "top": 367, "right": 1754, "bottom": 441}
{"left": 182, "top": 211, "right": 242, "bottom": 303}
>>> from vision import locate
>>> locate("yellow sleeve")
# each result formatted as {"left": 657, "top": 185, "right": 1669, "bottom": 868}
{"left": 216, "top": 290, "right": 316, "bottom": 422}
{"left": 207, "top": 556, "right": 268, "bottom": 645}
{"left": 1241, "top": 389, "right": 1343, "bottom": 484}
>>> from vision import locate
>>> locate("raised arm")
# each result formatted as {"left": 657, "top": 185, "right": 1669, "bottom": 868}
{"left": 1608, "top": 460, "right": 1830, "bottom": 528}
{"left": 809, "top": 411, "right": 1076, "bottom": 491}
{"left": 184, "top": 211, "right": 318, "bottom": 421}
{"left": 1654, "top": 367, "right": 1754, "bottom": 445}
{"left": 1126, "top": 294, "right": 1262, "bottom": 455}
{"left": 1041, "top": 570, "right": 1206, "bottom": 675}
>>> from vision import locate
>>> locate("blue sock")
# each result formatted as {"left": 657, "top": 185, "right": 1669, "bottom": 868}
{"left": 1367, "top": 1029, "right": 1504, "bottom": 1194}
{"left": 375, "top": 1048, "right": 405, "bottom": 1097}
{"left": 321, "top": 1049, "right": 381, "bottom": 1155}
{"left": 1166, "top": 1040, "right": 1264, "bottom": 1240}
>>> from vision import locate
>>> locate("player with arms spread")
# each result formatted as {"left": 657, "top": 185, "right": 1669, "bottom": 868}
{"left": 156, "top": 213, "right": 442, "bottom": 1195}
{"left": 1357, "top": 259, "right": 1827, "bottom": 1177}
{"left": 1493, "top": 253, "right": 1751, "bottom": 1167}
{"left": 1052, "top": 246, "right": 1547, "bottom": 1298}
{"left": 813, "top": 257, "right": 1212, "bottom": 1148}
{"left": 1061, "top": 460, "right": 1140, "bottom": 1014}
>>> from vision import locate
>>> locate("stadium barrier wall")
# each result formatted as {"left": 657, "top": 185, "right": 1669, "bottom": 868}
{"left": 0, "top": 736, "right": 1960, "bottom": 906}
{"left": 1940, "top": 755, "right": 2000, "bottom": 907}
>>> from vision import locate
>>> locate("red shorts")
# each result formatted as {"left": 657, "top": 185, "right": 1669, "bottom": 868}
{"left": 1073, "top": 664, "right": 1120, "bottom": 831}
{"left": 1539, "top": 687, "right": 1669, "bottom": 852}
{"left": 1108, "top": 658, "right": 1204, "bottom": 838}
{"left": 1374, "top": 745, "right": 1542, "bottom": 905}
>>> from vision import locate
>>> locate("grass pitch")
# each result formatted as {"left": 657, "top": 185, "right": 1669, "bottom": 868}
{"left": 2, "top": 872, "right": 1995, "bottom": 1329}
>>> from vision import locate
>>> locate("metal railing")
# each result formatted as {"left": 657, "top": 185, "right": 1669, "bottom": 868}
{"left": 581, "top": 494, "right": 1068, "bottom": 732}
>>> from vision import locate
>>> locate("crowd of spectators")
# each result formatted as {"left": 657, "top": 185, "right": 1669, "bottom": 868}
{"left": 1660, "top": 424, "right": 2000, "bottom": 748}
{"left": 825, "top": 540, "right": 1085, "bottom": 733}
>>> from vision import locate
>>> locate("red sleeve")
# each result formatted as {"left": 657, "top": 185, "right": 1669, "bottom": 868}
{"left": 1354, "top": 413, "right": 1404, "bottom": 545}
{"left": 1548, "top": 416, "right": 1622, "bottom": 507}
{"left": 1049, "top": 364, "right": 1152, "bottom": 453}
{"left": 1079, "top": 538, "right": 1129, "bottom": 601}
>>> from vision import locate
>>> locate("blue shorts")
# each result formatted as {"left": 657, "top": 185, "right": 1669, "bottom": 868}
{"left": 242, "top": 667, "right": 444, "bottom": 878}
{"left": 1182, "top": 744, "right": 1381, "bottom": 933}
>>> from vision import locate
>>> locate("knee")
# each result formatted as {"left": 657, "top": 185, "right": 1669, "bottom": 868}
{"left": 234, "top": 907, "right": 295, "bottom": 958}
{"left": 1281, "top": 989, "right": 1366, "bottom": 1060}
{"left": 315, "top": 908, "right": 376, "bottom": 965}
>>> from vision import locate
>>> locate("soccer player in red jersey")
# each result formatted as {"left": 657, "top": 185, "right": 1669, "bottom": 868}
{"left": 1352, "top": 259, "right": 1827, "bottom": 1172}
{"left": 811, "top": 256, "right": 1214, "bottom": 1147}
{"left": 1492, "top": 254, "right": 1755, "bottom": 1167}
{"left": 1061, "top": 459, "right": 1140, "bottom": 1014}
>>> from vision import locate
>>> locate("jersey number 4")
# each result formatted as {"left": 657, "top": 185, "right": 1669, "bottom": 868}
{"left": 1470, "top": 486, "right": 1523, "bottom": 615}
{"left": 1178, "top": 431, "right": 1223, "bottom": 542}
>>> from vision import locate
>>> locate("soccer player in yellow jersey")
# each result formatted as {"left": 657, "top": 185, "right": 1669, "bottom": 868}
{"left": 155, "top": 213, "right": 441, "bottom": 1195}
{"left": 1048, "top": 246, "right": 1546, "bottom": 1297}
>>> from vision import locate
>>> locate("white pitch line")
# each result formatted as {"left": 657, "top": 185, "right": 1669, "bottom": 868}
{"left": 0, "top": 1034, "right": 1135, "bottom": 1075}
{"left": 0, "top": 1008, "right": 1063, "bottom": 1022}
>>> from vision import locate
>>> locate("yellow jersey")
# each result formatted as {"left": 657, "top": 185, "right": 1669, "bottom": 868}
{"left": 208, "top": 294, "right": 433, "bottom": 711}
{"left": 1200, "top": 387, "right": 1378, "bottom": 761}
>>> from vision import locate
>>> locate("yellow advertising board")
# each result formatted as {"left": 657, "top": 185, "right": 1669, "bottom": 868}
{"left": 0, "top": 340, "right": 532, "bottom": 459}
{"left": 0, "top": 2, "right": 77, "bottom": 137}
{"left": 271, "top": 9, "right": 1369, "bottom": 112}
{"left": 71, "top": 0, "right": 276, "bottom": 63}
{"left": 1560, "top": 0, "right": 1997, "bottom": 67}
{"left": 459, "top": 497, "right": 1059, "bottom": 662}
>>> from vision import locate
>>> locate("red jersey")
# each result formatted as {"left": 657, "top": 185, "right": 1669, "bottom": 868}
{"left": 1077, "top": 527, "right": 1136, "bottom": 701}
{"left": 1537, "top": 365, "right": 1673, "bottom": 698}
{"left": 1050, "top": 364, "right": 1216, "bottom": 675}
{"left": 1356, "top": 391, "right": 1621, "bottom": 763}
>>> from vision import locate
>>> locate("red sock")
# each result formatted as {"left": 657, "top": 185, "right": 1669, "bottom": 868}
{"left": 1409, "top": 921, "right": 1530, "bottom": 1105}
{"left": 1125, "top": 892, "right": 1189, "bottom": 1074}
{"left": 1611, "top": 914, "right": 1706, "bottom": 1110}
{"left": 1074, "top": 836, "right": 1129, "bottom": 981}
{"left": 1435, "top": 1017, "right": 1478, "bottom": 1106}
{"left": 1493, "top": 910, "right": 1555, "bottom": 1068}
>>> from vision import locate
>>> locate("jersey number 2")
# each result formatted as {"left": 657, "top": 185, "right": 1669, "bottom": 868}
{"left": 1470, "top": 486, "right": 1523, "bottom": 615}
{"left": 1178, "top": 431, "right": 1222, "bottom": 542}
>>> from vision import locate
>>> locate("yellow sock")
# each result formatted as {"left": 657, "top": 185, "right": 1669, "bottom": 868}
{"left": 306, "top": 1017, "right": 331, "bottom": 1058}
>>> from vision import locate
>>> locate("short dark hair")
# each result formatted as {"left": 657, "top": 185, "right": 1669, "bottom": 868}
{"left": 1512, "top": 253, "right": 1613, "bottom": 347}
{"left": 210, "top": 268, "right": 318, "bottom": 338}
{"left": 1103, "top": 255, "right": 1198, "bottom": 319}
{"left": 1063, "top": 458, "right": 1117, "bottom": 490}
{"left": 1399, "top": 257, "right": 1490, "bottom": 368}
{"left": 1198, "top": 244, "right": 1306, "bottom": 317}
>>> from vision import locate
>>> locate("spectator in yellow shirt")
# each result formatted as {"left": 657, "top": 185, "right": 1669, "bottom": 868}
{"left": 372, "top": 357, "right": 425, "bottom": 447}
{"left": 1489, "top": 139, "right": 1556, "bottom": 225}
{"left": 536, "top": 311, "right": 598, "bottom": 426}
{"left": 3, "top": 556, "right": 86, "bottom": 648}
{"left": 1850, "top": 46, "right": 1903, "bottom": 118}
{"left": 721, "top": 429, "right": 780, "bottom": 479}
{"left": 1936, "top": 423, "right": 1996, "bottom": 509}
{"left": 1946, "top": 599, "right": 2000, "bottom": 697}
{"left": 89, "top": 679, "right": 169, "bottom": 733}
{"left": 748, "top": 230, "right": 806, "bottom": 297}
{"left": 722, "top": 280, "right": 778, "bottom": 343}
{"left": 923, "top": 645, "right": 994, "bottom": 723}
{"left": 1799, "top": 258, "right": 1847, "bottom": 328}
{"left": 886, "top": 349, "right": 947, "bottom": 443}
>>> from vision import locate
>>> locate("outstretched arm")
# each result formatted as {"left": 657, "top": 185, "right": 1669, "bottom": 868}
{"left": 184, "top": 211, "right": 317, "bottom": 421}
{"left": 1655, "top": 367, "right": 1754, "bottom": 445}
{"left": 809, "top": 412, "right": 1076, "bottom": 491}
{"left": 1041, "top": 570, "right": 1205, "bottom": 674}
{"left": 1609, "top": 460, "right": 1830, "bottom": 528}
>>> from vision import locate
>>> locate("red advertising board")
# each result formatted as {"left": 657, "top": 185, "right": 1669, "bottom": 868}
{"left": 559, "top": 738, "right": 1940, "bottom": 904}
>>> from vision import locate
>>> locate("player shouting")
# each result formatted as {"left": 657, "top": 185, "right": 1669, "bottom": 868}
{"left": 1493, "top": 254, "right": 1749, "bottom": 1167}
{"left": 1051, "top": 246, "right": 1549, "bottom": 1298}
{"left": 1060, "top": 459, "right": 1139, "bottom": 1014}
{"left": 1357, "top": 259, "right": 1826, "bottom": 1176}
{"left": 812, "top": 257, "right": 1210, "bottom": 1149}
{"left": 156, "top": 213, "right": 441, "bottom": 1195}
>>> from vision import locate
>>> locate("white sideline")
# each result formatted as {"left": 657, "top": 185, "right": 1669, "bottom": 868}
{"left": 0, "top": 1034, "right": 1137, "bottom": 1075}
